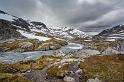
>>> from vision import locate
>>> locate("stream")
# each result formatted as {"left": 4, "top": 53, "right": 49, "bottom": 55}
{"left": 0, "top": 43, "right": 100, "bottom": 63}
{"left": 0, "top": 43, "right": 83, "bottom": 63}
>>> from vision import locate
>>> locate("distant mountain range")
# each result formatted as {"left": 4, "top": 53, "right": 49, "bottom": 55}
{"left": 0, "top": 10, "right": 89, "bottom": 40}
{"left": 96, "top": 25, "right": 124, "bottom": 41}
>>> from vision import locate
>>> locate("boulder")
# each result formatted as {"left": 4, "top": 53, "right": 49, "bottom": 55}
{"left": 12, "top": 48, "right": 25, "bottom": 52}
{"left": 49, "top": 44, "right": 61, "bottom": 50}
{"left": 87, "top": 78, "right": 101, "bottom": 82}
{"left": 18, "top": 42, "right": 33, "bottom": 51}
{"left": 36, "top": 43, "right": 61, "bottom": 51}
{"left": 36, "top": 45, "right": 50, "bottom": 51}
{"left": 102, "top": 47, "right": 119, "bottom": 55}
{"left": 63, "top": 76, "right": 75, "bottom": 82}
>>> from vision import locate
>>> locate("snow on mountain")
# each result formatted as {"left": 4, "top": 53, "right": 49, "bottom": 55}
{"left": 0, "top": 13, "right": 14, "bottom": 21}
{"left": 0, "top": 10, "right": 89, "bottom": 40}
{"left": 45, "top": 26, "right": 89, "bottom": 39}
{"left": 96, "top": 25, "right": 124, "bottom": 41}
{"left": 18, "top": 30, "right": 50, "bottom": 41}
{"left": 0, "top": 10, "right": 19, "bottom": 22}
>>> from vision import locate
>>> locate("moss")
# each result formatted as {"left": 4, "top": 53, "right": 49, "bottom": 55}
{"left": 0, "top": 63, "right": 19, "bottom": 73}
{"left": 45, "top": 38, "right": 68, "bottom": 46}
{"left": 0, "top": 55, "right": 61, "bottom": 74}
{"left": 36, "top": 55, "right": 61, "bottom": 66}
{"left": 35, "top": 32, "right": 45, "bottom": 36}
{"left": 0, "top": 55, "right": 62, "bottom": 82}
{"left": 47, "top": 63, "right": 69, "bottom": 77}
{"left": 0, "top": 73, "right": 30, "bottom": 82}
{"left": 0, "top": 39, "right": 43, "bottom": 52}
{"left": 0, "top": 38, "right": 67, "bottom": 52}
{"left": 79, "top": 55, "right": 124, "bottom": 82}
{"left": 13, "top": 60, "right": 35, "bottom": 73}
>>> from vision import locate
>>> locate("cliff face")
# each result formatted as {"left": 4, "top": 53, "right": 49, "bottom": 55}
{"left": 0, "top": 19, "right": 24, "bottom": 40}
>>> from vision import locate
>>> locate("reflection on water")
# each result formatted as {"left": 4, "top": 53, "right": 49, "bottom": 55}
{"left": 0, "top": 43, "right": 83, "bottom": 63}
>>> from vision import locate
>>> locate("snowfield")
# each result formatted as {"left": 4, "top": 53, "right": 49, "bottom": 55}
{"left": 0, "top": 13, "right": 14, "bottom": 21}
{"left": 18, "top": 30, "right": 50, "bottom": 41}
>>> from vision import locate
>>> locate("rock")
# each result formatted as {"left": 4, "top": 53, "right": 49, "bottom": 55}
{"left": 63, "top": 76, "right": 75, "bottom": 82}
{"left": 102, "top": 47, "right": 119, "bottom": 55}
{"left": 36, "top": 43, "right": 61, "bottom": 51}
{"left": 75, "top": 68, "right": 82, "bottom": 74}
{"left": 12, "top": 48, "right": 25, "bottom": 52}
{"left": 0, "top": 19, "right": 25, "bottom": 40}
{"left": 87, "top": 77, "right": 101, "bottom": 82}
{"left": 36, "top": 44, "right": 50, "bottom": 51}
{"left": 18, "top": 42, "right": 33, "bottom": 51}
{"left": 49, "top": 44, "right": 61, "bottom": 50}
{"left": 0, "top": 66, "right": 18, "bottom": 73}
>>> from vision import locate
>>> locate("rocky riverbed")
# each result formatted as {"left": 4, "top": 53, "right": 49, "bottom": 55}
{"left": 0, "top": 41, "right": 124, "bottom": 82}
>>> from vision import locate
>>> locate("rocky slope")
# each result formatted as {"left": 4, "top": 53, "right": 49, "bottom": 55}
{"left": 0, "top": 10, "right": 68, "bottom": 52}
{"left": 0, "top": 10, "right": 89, "bottom": 41}
{"left": 96, "top": 25, "right": 124, "bottom": 41}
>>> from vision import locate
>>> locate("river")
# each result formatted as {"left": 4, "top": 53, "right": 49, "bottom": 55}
{"left": 0, "top": 43, "right": 84, "bottom": 63}
{"left": 0, "top": 43, "right": 100, "bottom": 63}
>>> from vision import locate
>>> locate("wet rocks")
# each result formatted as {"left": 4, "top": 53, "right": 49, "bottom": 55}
{"left": 36, "top": 39, "right": 67, "bottom": 51}
{"left": 18, "top": 42, "right": 33, "bottom": 51}
{"left": 87, "top": 78, "right": 101, "bottom": 82}
{"left": 0, "top": 38, "right": 68, "bottom": 52}
{"left": 36, "top": 42, "right": 60, "bottom": 51}
{"left": 63, "top": 76, "right": 75, "bottom": 82}
{"left": 102, "top": 47, "right": 119, "bottom": 55}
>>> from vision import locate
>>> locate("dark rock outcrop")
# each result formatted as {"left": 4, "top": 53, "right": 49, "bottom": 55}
{"left": 96, "top": 25, "right": 124, "bottom": 38}
{"left": 0, "top": 19, "right": 24, "bottom": 40}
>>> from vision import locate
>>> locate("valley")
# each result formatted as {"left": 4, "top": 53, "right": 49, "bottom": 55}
{"left": 0, "top": 10, "right": 124, "bottom": 82}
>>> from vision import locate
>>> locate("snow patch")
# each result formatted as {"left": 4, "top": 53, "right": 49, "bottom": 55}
{"left": 18, "top": 30, "right": 50, "bottom": 41}
{"left": 0, "top": 13, "right": 14, "bottom": 21}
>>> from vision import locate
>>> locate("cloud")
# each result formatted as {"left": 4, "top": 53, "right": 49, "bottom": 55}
{"left": 0, "top": 0, "right": 124, "bottom": 32}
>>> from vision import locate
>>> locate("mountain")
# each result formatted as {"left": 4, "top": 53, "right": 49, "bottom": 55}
{"left": 96, "top": 25, "right": 124, "bottom": 41}
{"left": 0, "top": 10, "right": 89, "bottom": 41}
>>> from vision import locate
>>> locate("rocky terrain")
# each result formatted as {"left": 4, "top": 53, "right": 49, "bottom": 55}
{"left": 0, "top": 10, "right": 89, "bottom": 40}
{"left": 0, "top": 53, "right": 123, "bottom": 82}
{"left": 0, "top": 38, "right": 67, "bottom": 52}
{"left": 0, "top": 10, "right": 90, "bottom": 52}
{"left": 0, "top": 10, "right": 124, "bottom": 82}
{"left": 95, "top": 25, "right": 124, "bottom": 41}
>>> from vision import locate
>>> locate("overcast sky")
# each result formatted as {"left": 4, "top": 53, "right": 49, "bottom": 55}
{"left": 0, "top": 0, "right": 124, "bottom": 32}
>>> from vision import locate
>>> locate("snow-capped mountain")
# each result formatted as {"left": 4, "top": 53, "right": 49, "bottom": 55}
{"left": 0, "top": 10, "right": 89, "bottom": 40}
{"left": 96, "top": 25, "right": 124, "bottom": 41}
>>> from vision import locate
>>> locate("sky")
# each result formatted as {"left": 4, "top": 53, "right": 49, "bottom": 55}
{"left": 0, "top": 0, "right": 124, "bottom": 32}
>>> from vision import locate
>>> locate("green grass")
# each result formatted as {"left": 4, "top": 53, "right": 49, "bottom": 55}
{"left": 79, "top": 54, "right": 124, "bottom": 82}
{"left": 47, "top": 63, "right": 69, "bottom": 77}
{"left": 0, "top": 73, "right": 30, "bottom": 82}
{"left": 0, "top": 38, "right": 67, "bottom": 52}
{"left": 0, "top": 55, "right": 61, "bottom": 82}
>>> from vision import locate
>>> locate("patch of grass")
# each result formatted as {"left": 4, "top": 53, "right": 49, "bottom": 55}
{"left": 0, "top": 55, "right": 61, "bottom": 73}
{"left": 0, "top": 63, "right": 19, "bottom": 73}
{"left": 0, "top": 73, "right": 30, "bottom": 82}
{"left": 0, "top": 55, "right": 62, "bottom": 82}
{"left": 36, "top": 55, "right": 61, "bottom": 66}
{"left": 1, "top": 39, "right": 42, "bottom": 52}
{"left": 47, "top": 63, "right": 69, "bottom": 77}
{"left": 45, "top": 38, "right": 68, "bottom": 46}
{"left": 35, "top": 32, "right": 45, "bottom": 36}
{"left": 0, "top": 38, "right": 67, "bottom": 52}
{"left": 79, "top": 54, "right": 124, "bottom": 82}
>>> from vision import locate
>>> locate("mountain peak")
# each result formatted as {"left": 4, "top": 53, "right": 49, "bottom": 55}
{"left": 0, "top": 10, "right": 7, "bottom": 14}
{"left": 95, "top": 24, "right": 124, "bottom": 41}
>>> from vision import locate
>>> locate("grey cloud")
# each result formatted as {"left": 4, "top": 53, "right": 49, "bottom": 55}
{"left": 0, "top": 0, "right": 124, "bottom": 32}
{"left": 0, "top": 0, "right": 38, "bottom": 17}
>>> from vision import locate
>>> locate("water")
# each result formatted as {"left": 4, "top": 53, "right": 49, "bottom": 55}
{"left": 0, "top": 43, "right": 83, "bottom": 63}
